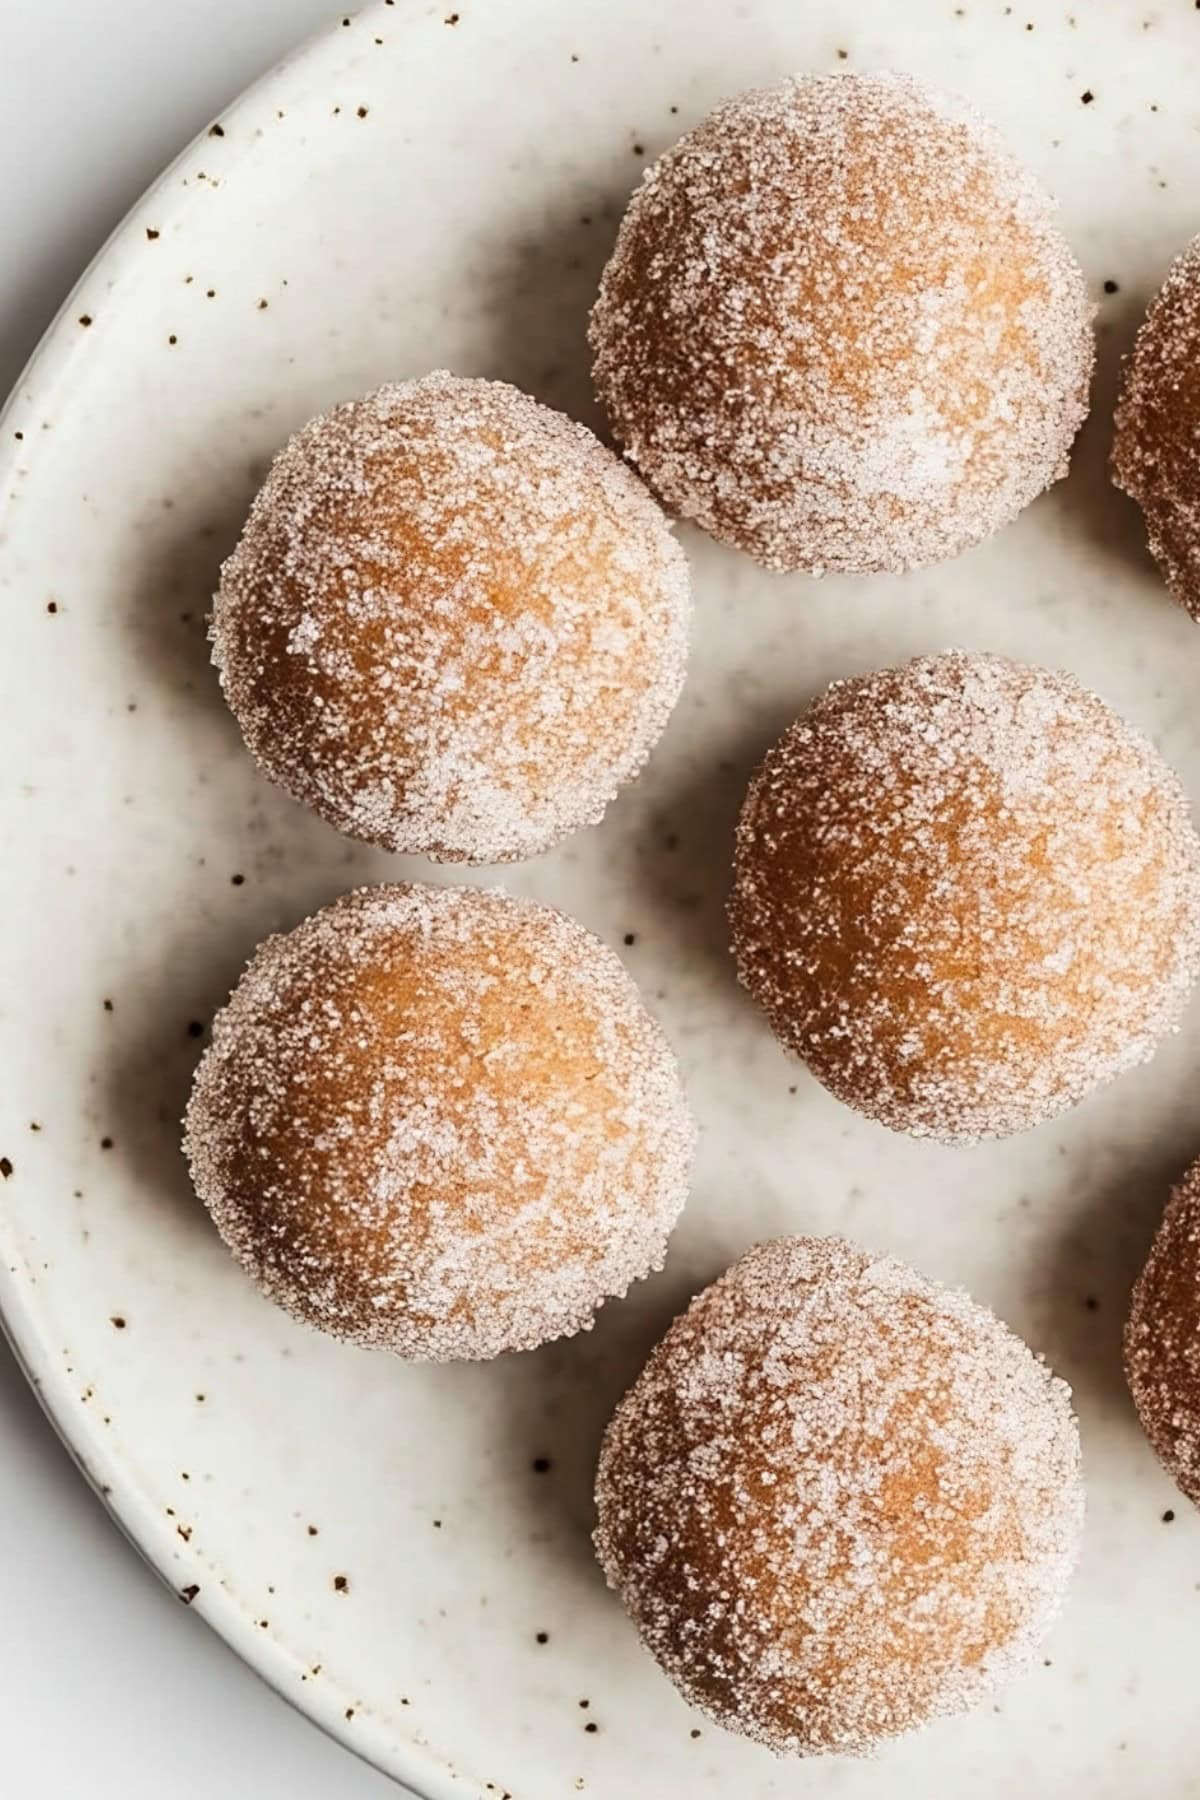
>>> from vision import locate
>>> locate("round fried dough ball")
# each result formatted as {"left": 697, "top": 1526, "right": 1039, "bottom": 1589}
{"left": 1112, "top": 237, "right": 1200, "bottom": 620}
{"left": 590, "top": 72, "right": 1093, "bottom": 575}
{"left": 213, "top": 373, "right": 690, "bottom": 863}
{"left": 183, "top": 884, "right": 694, "bottom": 1361}
{"left": 1126, "top": 1158, "right": 1200, "bottom": 1507}
{"left": 730, "top": 652, "right": 1200, "bottom": 1143}
{"left": 595, "top": 1235, "right": 1083, "bottom": 1755}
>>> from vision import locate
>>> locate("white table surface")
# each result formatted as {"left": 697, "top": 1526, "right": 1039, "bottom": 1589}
{"left": 1, "top": 7, "right": 401, "bottom": 1794}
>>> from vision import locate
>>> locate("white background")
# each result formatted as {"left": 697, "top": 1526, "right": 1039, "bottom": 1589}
{"left": 1, "top": 8, "right": 402, "bottom": 1793}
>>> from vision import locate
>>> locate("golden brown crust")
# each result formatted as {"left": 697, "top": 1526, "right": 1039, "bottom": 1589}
{"left": 1112, "top": 236, "right": 1200, "bottom": 621}
{"left": 213, "top": 374, "right": 690, "bottom": 862}
{"left": 591, "top": 73, "right": 1093, "bottom": 575}
{"left": 184, "top": 884, "right": 694, "bottom": 1360}
{"left": 595, "top": 1236, "right": 1083, "bottom": 1754}
{"left": 729, "top": 652, "right": 1200, "bottom": 1142}
{"left": 1126, "top": 1160, "right": 1200, "bottom": 1507}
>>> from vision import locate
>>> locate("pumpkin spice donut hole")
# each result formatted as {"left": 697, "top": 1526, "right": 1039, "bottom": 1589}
{"left": 212, "top": 372, "right": 691, "bottom": 864}
{"left": 1126, "top": 1159, "right": 1200, "bottom": 1508}
{"left": 729, "top": 651, "right": 1200, "bottom": 1143}
{"left": 595, "top": 1235, "right": 1084, "bottom": 1755}
{"left": 1112, "top": 236, "right": 1200, "bottom": 619}
{"left": 590, "top": 71, "right": 1094, "bottom": 575}
{"left": 183, "top": 884, "right": 695, "bottom": 1361}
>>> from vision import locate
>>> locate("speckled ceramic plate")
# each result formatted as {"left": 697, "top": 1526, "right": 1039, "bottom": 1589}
{"left": 4, "top": 3, "right": 1200, "bottom": 1796}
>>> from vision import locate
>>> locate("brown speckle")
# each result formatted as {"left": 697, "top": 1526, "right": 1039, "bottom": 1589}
{"left": 180, "top": 1584, "right": 200, "bottom": 1605}
{"left": 333, "top": 1574, "right": 349, "bottom": 1593}
{"left": 584, "top": 1722, "right": 598, "bottom": 1734}
{"left": 206, "top": 288, "right": 216, "bottom": 298}
{"left": 14, "top": 430, "right": 23, "bottom": 440}
{"left": 103, "top": 998, "right": 113, "bottom": 1012}
{"left": 444, "top": 10, "right": 460, "bottom": 20}
{"left": 195, "top": 1392, "right": 206, "bottom": 1403}
{"left": 46, "top": 600, "right": 58, "bottom": 614}
{"left": 307, "top": 1523, "right": 319, "bottom": 1536}
{"left": 146, "top": 227, "right": 160, "bottom": 241}
{"left": 1164, "top": 1509, "right": 1176, "bottom": 1522}
{"left": 187, "top": 1020, "right": 204, "bottom": 1039}
{"left": 257, "top": 298, "right": 269, "bottom": 310}
{"left": 177, "top": 1524, "right": 192, "bottom": 1542}
{"left": 167, "top": 335, "right": 177, "bottom": 346}
{"left": 100, "top": 1136, "right": 113, "bottom": 1151}
{"left": 836, "top": 46, "right": 849, "bottom": 59}
{"left": 110, "top": 1315, "right": 126, "bottom": 1330}
{"left": 689, "top": 1728, "right": 701, "bottom": 1739}
{"left": 536, "top": 1631, "right": 549, "bottom": 1644}
{"left": 532, "top": 1456, "right": 552, "bottom": 1473}
{"left": 29, "top": 1122, "right": 41, "bottom": 1132}
{"left": 623, "top": 933, "right": 636, "bottom": 947}
{"left": 578, "top": 1698, "right": 589, "bottom": 1709}
{"left": 208, "top": 122, "right": 225, "bottom": 137}
{"left": 78, "top": 314, "right": 92, "bottom": 328}
{"left": 1, "top": 1158, "right": 14, "bottom": 1180}
{"left": 1104, "top": 279, "right": 1120, "bottom": 294}
{"left": 357, "top": 106, "right": 369, "bottom": 119}
{"left": 433, "top": 1518, "right": 443, "bottom": 1528}
{"left": 1084, "top": 1295, "right": 1099, "bottom": 1312}
{"left": 1081, "top": 89, "right": 1094, "bottom": 105}
{"left": 231, "top": 873, "right": 245, "bottom": 886}
{"left": 632, "top": 143, "right": 645, "bottom": 156}
{"left": 345, "top": 1707, "right": 355, "bottom": 1720}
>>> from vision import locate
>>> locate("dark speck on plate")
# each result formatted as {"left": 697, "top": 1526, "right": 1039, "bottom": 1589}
{"left": 208, "top": 122, "right": 225, "bottom": 137}
{"left": 536, "top": 1631, "right": 549, "bottom": 1644}
{"left": 1104, "top": 279, "right": 1120, "bottom": 294}
{"left": 146, "top": 227, "right": 160, "bottom": 240}
{"left": 356, "top": 106, "right": 368, "bottom": 119}
{"left": 1081, "top": 89, "right": 1095, "bottom": 104}
{"left": 0, "top": 1158, "right": 13, "bottom": 1179}
{"left": 100, "top": 1136, "right": 113, "bottom": 1150}
{"left": 78, "top": 314, "right": 92, "bottom": 328}
{"left": 334, "top": 1574, "right": 349, "bottom": 1592}
{"left": 46, "top": 600, "right": 58, "bottom": 614}
{"left": 1163, "top": 1509, "right": 1176, "bottom": 1523}
{"left": 231, "top": 873, "right": 245, "bottom": 886}
{"left": 110, "top": 1315, "right": 126, "bottom": 1330}
{"left": 584, "top": 1722, "right": 598, "bottom": 1734}
{"left": 532, "top": 1456, "right": 552, "bottom": 1473}
{"left": 180, "top": 1584, "right": 200, "bottom": 1605}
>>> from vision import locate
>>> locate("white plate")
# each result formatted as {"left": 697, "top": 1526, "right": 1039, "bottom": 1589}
{"left": 4, "top": 3, "right": 1200, "bottom": 1796}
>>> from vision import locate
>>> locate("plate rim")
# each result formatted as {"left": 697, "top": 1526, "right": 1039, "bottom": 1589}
{"left": 0, "top": 4, "right": 469, "bottom": 1795}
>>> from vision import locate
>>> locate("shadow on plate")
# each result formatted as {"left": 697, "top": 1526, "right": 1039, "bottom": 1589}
{"left": 1055, "top": 286, "right": 1162, "bottom": 592}
{"left": 1030, "top": 1131, "right": 1198, "bottom": 1419}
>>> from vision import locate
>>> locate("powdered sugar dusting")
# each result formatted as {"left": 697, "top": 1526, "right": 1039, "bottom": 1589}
{"left": 730, "top": 652, "right": 1200, "bottom": 1143}
{"left": 1126, "top": 1158, "right": 1200, "bottom": 1508}
{"left": 184, "top": 883, "right": 695, "bottom": 1361}
{"left": 591, "top": 72, "right": 1094, "bottom": 575}
{"left": 595, "top": 1236, "right": 1083, "bottom": 1755}
{"left": 1112, "top": 235, "right": 1200, "bottom": 621}
{"left": 212, "top": 373, "right": 691, "bottom": 863}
